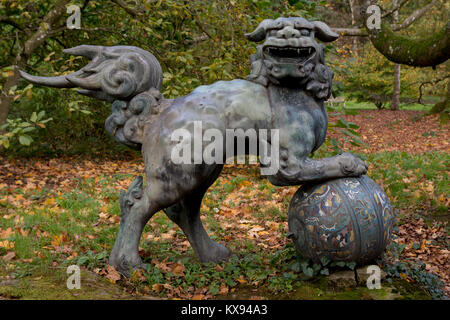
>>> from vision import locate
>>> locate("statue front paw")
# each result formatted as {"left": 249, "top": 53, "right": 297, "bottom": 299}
{"left": 338, "top": 153, "right": 368, "bottom": 177}
{"left": 109, "top": 252, "right": 143, "bottom": 277}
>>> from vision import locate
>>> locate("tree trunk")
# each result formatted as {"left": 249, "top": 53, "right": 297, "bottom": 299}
{"left": 337, "top": 1, "right": 449, "bottom": 67}
{"left": 366, "top": 21, "right": 450, "bottom": 67}
{"left": 348, "top": 0, "right": 361, "bottom": 55}
{"left": 0, "top": 59, "right": 26, "bottom": 126}
{"left": 0, "top": 0, "right": 69, "bottom": 127}
{"left": 392, "top": 63, "right": 401, "bottom": 110}
{"left": 391, "top": 0, "right": 401, "bottom": 111}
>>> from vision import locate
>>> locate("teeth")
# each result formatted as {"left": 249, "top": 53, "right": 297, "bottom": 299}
{"left": 265, "top": 46, "right": 313, "bottom": 58}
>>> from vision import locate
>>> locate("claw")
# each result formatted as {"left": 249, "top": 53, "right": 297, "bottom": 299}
{"left": 76, "top": 89, "right": 114, "bottom": 102}
{"left": 19, "top": 45, "right": 104, "bottom": 90}
{"left": 63, "top": 45, "right": 103, "bottom": 59}
{"left": 66, "top": 73, "right": 101, "bottom": 90}
{"left": 19, "top": 70, "right": 75, "bottom": 88}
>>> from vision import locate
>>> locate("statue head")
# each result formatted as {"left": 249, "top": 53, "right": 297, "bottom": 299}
{"left": 245, "top": 17, "right": 338, "bottom": 99}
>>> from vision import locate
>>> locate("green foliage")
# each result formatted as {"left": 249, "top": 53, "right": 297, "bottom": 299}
{"left": 284, "top": 250, "right": 357, "bottom": 280}
{"left": 381, "top": 241, "right": 447, "bottom": 300}
{"left": 3, "top": 86, "right": 125, "bottom": 156}
{"left": 314, "top": 104, "right": 364, "bottom": 157}
{"left": 368, "top": 151, "right": 449, "bottom": 214}
{"left": 76, "top": 250, "right": 108, "bottom": 268}
{"left": 343, "top": 99, "right": 433, "bottom": 111}
{"left": 0, "top": 110, "right": 52, "bottom": 149}
{"left": 333, "top": 44, "right": 448, "bottom": 108}
{"left": 1, "top": 0, "right": 322, "bottom": 156}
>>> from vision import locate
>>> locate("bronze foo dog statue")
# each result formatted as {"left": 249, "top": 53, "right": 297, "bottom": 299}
{"left": 21, "top": 17, "right": 367, "bottom": 276}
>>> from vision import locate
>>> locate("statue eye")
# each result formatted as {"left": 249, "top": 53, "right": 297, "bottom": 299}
{"left": 300, "top": 29, "right": 310, "bottom": 36}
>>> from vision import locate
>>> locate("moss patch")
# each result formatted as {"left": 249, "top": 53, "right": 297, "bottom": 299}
{"left": 0, "top": 268, "right": 152, "bottom": 300}
{"left": 390, "top": 279, "right": 432, "bottom": 300}
{"left": 215, "top": 276, "right": 429, "bottom": 300}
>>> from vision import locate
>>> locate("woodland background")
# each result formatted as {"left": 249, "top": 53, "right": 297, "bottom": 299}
{"left": 0, "top": 0, "right": 448, "bottom": 154}
{"left": 0, "top": 0, "right": 448, "bottom": 300}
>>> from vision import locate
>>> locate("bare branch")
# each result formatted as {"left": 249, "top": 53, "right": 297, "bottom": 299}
{"left": 1, "top": 0, "right": 70, "bottom": 126}
{"left": 392, "top": 0, "right": 438, "bottom": 31}
{"left": 381, "top": 0, "right": 410, "bottom": 18}
{"left": 46, "top": 25, "right": 68, "bottom": 37}
{"left": 0, "top": 16, "right": 26, "bottom": 32}
{"left": 23, "top": 0, "right": 71, "bottom": 57}
{"left": 332, "top": 28, "right": 368, "bottom": 36}
{"left": 367, "top": 21, "right": 450, "bottom": 67}
{"left": 418, "top": 74, "right": 450, "bottom": 104}
{"left": 111, "top": 0, "right": 142, "bottom": 17}
{"left": 334, "top": 0, "right": 439, "bottom": 37}
{"left": 65, "top": 27, "right": 168, "bottom": 68}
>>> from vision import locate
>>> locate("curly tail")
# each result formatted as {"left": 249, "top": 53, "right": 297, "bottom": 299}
{"left": 20, "top": 45, "right": 163, "bottom": 149}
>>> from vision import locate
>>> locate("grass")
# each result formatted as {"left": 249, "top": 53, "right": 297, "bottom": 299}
{"left": 1, "top": 151, "right": 447, "bottom": 299}
{"left": 367, "top": 151, "right": 449, "bottom": 217}
{"left": 0, "top": 268, "right": 142, "bottom": 299}
{"left": 329, "top": 99, "right": 435, "bottom": 112}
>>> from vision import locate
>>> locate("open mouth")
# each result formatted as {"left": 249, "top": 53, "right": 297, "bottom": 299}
{"left": 264, "top": 46, "right": 315, "bottom": 62}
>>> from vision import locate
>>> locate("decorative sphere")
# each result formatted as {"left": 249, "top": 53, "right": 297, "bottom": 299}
{"left": 288, "top": 175, "right": 394, "bottom": 264}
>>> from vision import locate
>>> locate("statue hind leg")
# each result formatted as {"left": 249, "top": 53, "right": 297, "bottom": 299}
{"left": 108, "top": 164, "right": 229, "bottom": 275}
{"left": 108, "top": 174, "right": 185, "bottom": 275}
{"left": 164, "top": 164, "right": 232, "bottom": 263}
{"left": 108, "top": 176, "right": 157, "bottom": 276}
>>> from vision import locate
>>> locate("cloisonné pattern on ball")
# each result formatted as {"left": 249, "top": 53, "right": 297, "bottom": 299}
{"left": 288, "top": 175, "right": 394, "bottom": 264}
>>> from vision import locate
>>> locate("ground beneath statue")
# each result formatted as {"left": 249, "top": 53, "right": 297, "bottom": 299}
{"left": 0, "top": 110, "right": 448, "bottom": 299}
{"left": 328, "top": 110, "right": 449, "bottom": 154}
